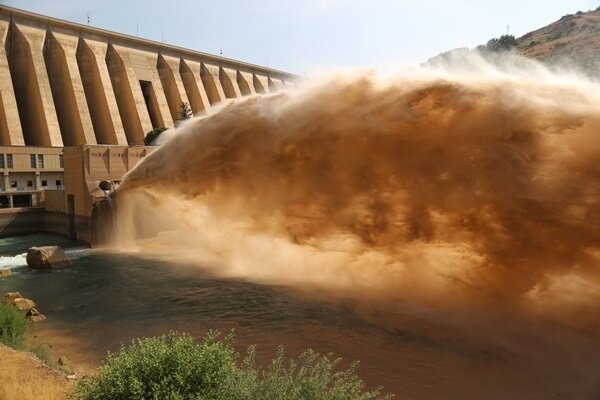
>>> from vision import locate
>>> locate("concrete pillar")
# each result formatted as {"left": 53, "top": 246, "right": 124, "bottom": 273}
{"left": 157, "top": 54, "right": 191, "bottom": 121}
{"left": 253, "top": 74, "right": 270, "bottom": 94}
{"left": 179, "top": 58, "right": 211, "bottom": 115}
{"left": 9, "top": 22, "right": 63, "bottom": 146}
{"left": 0, "top": 18, "right": 24, "bottom": 145}
{"left": 8, "top": 195, "right": 13, "bottom": 209}
{"left": 200, "top": 62, "right": 226, "bottom": 105}
{"left": 105, "top": 44, "right": 151, "bottom": 145}
{"left": 77, "top": 38, "right": 128, "bottom": 145}
{"left": 237, "top": 71, "right": 256, "bottom": 96}
{"left": 219, "top": 66, "right": 241, "bottom": 99}
{"left": 44, "top": 31, "right": 97, "bottom": 145}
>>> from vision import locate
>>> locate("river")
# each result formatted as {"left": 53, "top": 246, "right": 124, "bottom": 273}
{"left": 0, "top": 233, "right": 598, "bottom": 399}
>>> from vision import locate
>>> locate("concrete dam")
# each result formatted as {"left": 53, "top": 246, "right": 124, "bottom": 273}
{"left": 0, "top": 5, "right": 296, "bottom": 147}
{"left": 0, "top": 5, "right": 296, "bottom": 242}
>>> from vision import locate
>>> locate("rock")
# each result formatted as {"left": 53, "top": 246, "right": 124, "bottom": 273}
{"left": 4, "top": 292, "right": 36, "bottom": 311}
{"left": 4, "top": 292, "right": 22, "bottom": 302}
{"left": 0, "top": 269, "right": 12, "bottom": 277}
{"left": 26, "top": 246, "right": 70, "bottom": 270}
{"left": 67, "top": 374, "right": 78, "bottom": 380}
{"left": 13, "top": 297, "right": 36, "bottom": 311}
{"left": 26, "top": 307, "right": 46, "bottom": 322}
{"left": 58, "top": 356, "right": 68, "bottom": 366}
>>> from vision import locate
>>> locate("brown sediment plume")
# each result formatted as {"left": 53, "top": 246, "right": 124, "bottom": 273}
{"left": 116, "top": 61, "right": 600, "bottom": 327}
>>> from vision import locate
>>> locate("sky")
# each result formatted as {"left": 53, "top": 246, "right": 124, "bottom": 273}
{"left": 2, "top": 0, "right": 598, "bottom": 75}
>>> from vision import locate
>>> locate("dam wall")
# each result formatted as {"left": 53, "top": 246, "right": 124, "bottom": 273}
{"left": 0, "top": 5, "right": 297, "bottom": 148}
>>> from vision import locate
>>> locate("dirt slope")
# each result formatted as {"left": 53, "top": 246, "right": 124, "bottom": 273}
{"left": 0, "top": 344, "right": 72, "bottom": 400}
{"left": 517, "top": 8, "right": 600, "bottom": 75}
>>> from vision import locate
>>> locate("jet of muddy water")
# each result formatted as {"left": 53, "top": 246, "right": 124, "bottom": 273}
{"left": 111, "top": 55, "right": 600, "bottom": 398}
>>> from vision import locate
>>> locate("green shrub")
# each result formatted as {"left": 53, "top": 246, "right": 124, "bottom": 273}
{"left": 230, "top": 346, "right": 392, "bottom": 400}
{"left": 143, "top": 127, "right": 167, "bottom": 146}
{"left": 71, "top": 331, "right": 393, "bottom": 400}
{"left": 71, "top": 331, "right": 238, "bottom": 400}
{"left": 0, "top": 301, "right": 27, "bottom": 349}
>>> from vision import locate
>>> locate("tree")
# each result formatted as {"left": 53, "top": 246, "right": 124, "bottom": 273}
{"left": 178, "top": 101, "right": 193, "bottom": 121}
{"left": 483, "top": 34, "right": 518, "bottom": 52}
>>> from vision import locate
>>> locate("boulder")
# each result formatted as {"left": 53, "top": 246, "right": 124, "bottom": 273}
{"left": 0, "top": 269, "right": 12, "bottom": 277}
{"left": 26, "top": 246, "right": 70, "bottom": 270}
{"left": 4, "top": 292, "right": 36, "bottom": 311}
{"left": 26, "top": 308, "right": 46, "bottom": 322}
{"left": 13, "top": 297, "right": 36, "bottom": 311}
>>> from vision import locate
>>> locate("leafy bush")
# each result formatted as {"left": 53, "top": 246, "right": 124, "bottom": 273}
{"left": 143, "top": 127, "right": 167, "bottom": 146}
{"left": 231, "top": 346, "right": 392, "bottom": 400}
{"left": 71, "top": 331, "right": 238, "bottom": 400}
{"left": 71, "top": 332, "right": 392, "bottom": 400}
{"left": 0, "top": 301, "right": 28, "bottom": 349}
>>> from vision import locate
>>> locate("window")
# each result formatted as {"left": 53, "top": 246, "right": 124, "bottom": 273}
{"left": 59, "top": 154, "right": 64, "bottom": 168}
{"left": 41, "top": 180, "right": 47, "bottom": 187}
{"left": 10, "top": 181, "right": 17, "bottom": 188}
{"left": 0, "top": 154, "right": 5, "bottom": 169}
{"left": 55, "top": 180, "right": 62, "bottom": 187}
{"left": 27, "top": 180, "right": 33, "bottom": 187}
{"left": 30, "top": 154, "right": 36, "bottom": 168}
{"left": 37, "top": 154, "right": 44, "bottom": 169}
{"left": 7, "top": 154, "right": 13, "bottom": 169}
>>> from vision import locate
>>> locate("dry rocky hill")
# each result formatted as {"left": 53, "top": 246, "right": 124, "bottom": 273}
{"left": 517, "top": 7, "right": 600, "bottom": 75}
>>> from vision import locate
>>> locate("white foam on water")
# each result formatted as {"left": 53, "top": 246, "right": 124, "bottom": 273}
{"left": 0, "top": 253, "right": 28, "bottom": 270}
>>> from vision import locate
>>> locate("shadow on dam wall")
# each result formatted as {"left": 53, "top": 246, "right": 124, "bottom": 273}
{"left": 0, "top": 208, "right": 93, "bottom": 242}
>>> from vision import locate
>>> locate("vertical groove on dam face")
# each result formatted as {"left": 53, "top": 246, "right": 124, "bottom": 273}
{"left": 253, "top": 74, "right": 268, "bottom": 94}
{"left": 0, "top": 18, "right": 24, "bottom": 145}
{"left": 200, "top": 63, "right": 223, "bottom": 105}
{"left": 8, "top": 23, "right": 53, "bottom": 146}
{"left": 44, "top": 32, "right": 86, "bottom": 146}
{"left": 268, "top": 77, "right": 282, "bottom": 92}
{"left": 219, "top": 67, "right": 237, "bottom": 99}
{"left": 157, "top": 55, "right": 182, "bottom": 121}
{"left": 106, "top": 44, "right": 144, "bottom": 145}
{"left": 139, "top": 80, "right": 163, "bottom": 129}
{"left": 77, "top": 39, "right": 119, "bottom": 145}
{"left": 237, "top": 71, "right": 254, "bottom": 96}
{"left": 179, "top": 59, "right": 210, "bottom": 115}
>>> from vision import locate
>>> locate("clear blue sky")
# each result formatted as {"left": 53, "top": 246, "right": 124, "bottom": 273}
{"left": 3, "top": 0, "right": 598, "bottom": 75}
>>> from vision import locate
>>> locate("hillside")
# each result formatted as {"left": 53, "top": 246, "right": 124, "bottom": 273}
{"left": 517, "top": 8, "right": 600, "bottom": 75}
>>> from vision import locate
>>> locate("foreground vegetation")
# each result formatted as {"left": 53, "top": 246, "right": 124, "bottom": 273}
{"left": 71, "top": 331, "right": 392, "bottom": 400}
{"left": 3, "top": 300, "right": 391, "bottom": 399}
{"left": 0, "top": 300, "right": 28, "bottom": 349}
{"left": 0, "top": 301, "right": 72, "bottom": 400}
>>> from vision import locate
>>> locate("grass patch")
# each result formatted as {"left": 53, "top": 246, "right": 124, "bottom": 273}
{"left": 0, "top": 300, "right": 28, "bottom": 349}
